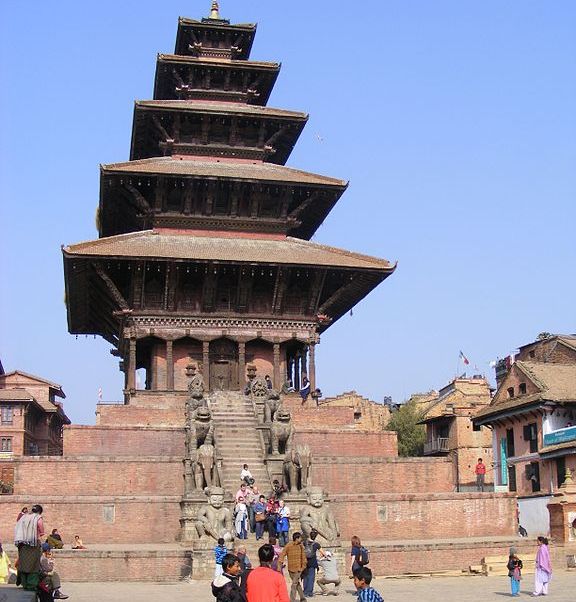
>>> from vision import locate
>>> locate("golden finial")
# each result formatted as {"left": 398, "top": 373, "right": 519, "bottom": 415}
{"left": 209, "top": 1, "right": 221, "bottom": 20}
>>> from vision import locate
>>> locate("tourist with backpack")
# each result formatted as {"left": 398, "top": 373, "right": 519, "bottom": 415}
{"left": 350, "top": 535, "right": 369, "bottom": 577}
{"left": 302, "top": 529, "right": 324, "bottom": 597}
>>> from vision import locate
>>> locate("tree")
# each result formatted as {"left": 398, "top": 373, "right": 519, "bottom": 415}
{"left": 385, "top": 400, "right": 426, "bottom": 457}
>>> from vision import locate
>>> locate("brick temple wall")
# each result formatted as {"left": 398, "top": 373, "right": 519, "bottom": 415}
{"left": 64, "top": 425, "right": 184, "bottom": 456}
{"left": 294, "top": 429, "right": 398, "bottom": 457}
{"left": 330, "top": 493, "right": 517, "bottom": 541}
{"left": 310, "top": 457, "right": 453, "bottom": 494}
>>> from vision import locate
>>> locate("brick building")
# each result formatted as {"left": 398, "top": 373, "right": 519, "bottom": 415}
{"left": 474, "top": 334, "right": 576, "bottom": 534}
{"left": 0, "top": 370, "right": 70, "bottom": 457}
{"left": 419, "top": 376, "right": 493, "bottom": 490}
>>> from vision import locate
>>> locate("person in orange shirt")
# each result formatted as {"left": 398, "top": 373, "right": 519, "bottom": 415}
{"left": 246, "top": 544, "right": 289, "bottom": 602}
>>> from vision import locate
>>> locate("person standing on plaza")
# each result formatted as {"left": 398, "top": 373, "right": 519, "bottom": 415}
{"left": 14, "top": 503, "right": 45, "bottom": 591}
{"left": 316, "top": 550, "right": 341, "bottom": 596}
{"left": 211, "top": 553, "right": 247, "bottom": 602}
{"left": 353, "top": 567, "right": 384, "bottom": 602}
{"left": 302, "top": 529, "right": 323, "bottom": 598}
{"left": 245, "top": 543, "right": 290, "bottom": 602}
{"left": 532, "top": 536, "right": 552, "bottom": 596}
{"left": 276, "top": 499, "right": 291, "bottom": 547}
{"left": 245, "top": 485, "right": 258, "bottom": 534}
{"left": 507, "top": 547, "right": 522, "bottom": 597}
{"left": 349, "top": 535, "right": 369, "bottom": 577}
{"left": 475, "top": 458, "right": 487, "bottom": 492}
{"left": 279, "top": 532, "right": 307, "bottom": 602}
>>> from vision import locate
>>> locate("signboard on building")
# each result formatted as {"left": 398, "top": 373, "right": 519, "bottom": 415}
{"left": 544, "top": 426, "right": 576, "bottom": 447}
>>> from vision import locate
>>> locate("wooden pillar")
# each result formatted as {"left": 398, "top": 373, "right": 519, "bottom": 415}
{"left": 294, "top": 353, "right": 301, "bottom": 391}
{"left": 203, "top": 341, "right": 210, "bottom": 390}
{"left": 166, "top": 339, "right": 174, "bottom": 391}
{"left": 127, "top": 339, "right": 137, "bottom": 390}
{"left": 273, "top": 343, "right": 281, "bottom": 390}
{"left": 301, "top": 345, "right": 308, "bottom": 378}
{"left": 238, "top": 342, "right": 246, "bottom": 390}
{"left": 309, "top": 343, "right": 316, "bottom": 391}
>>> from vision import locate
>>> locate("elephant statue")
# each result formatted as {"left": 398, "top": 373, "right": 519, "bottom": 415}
{"left": 283, "top": 444, "right": 312, "bottom": 492}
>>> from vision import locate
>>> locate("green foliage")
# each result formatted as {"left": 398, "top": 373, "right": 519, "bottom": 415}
{"left": 385, "top": 400, "right": 426, "bottom": 457}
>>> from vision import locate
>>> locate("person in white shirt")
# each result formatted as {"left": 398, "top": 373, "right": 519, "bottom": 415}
{"left": 240, "top": 464, "right": 254, "bottom": 486}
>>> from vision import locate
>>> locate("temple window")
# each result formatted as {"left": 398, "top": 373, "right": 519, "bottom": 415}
{"left": 0, "top": 437, "right": 12, "bottom": 452}
{"left": 519, "top": 383, "right": 527, "bottom": 395}
{"left": 507, "top": 387, "right": 515, "bottom": 399}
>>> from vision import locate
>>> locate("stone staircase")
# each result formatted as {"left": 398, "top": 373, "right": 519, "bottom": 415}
{"left": 209, "top": 391, "right": 271, "bottom": 494}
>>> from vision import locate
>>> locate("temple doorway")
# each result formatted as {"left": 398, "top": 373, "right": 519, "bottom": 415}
{"left": 209, "top": 338, "right": 238, "bottom": 390}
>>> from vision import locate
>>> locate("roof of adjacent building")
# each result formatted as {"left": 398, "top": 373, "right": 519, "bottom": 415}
{"left": 1, "top": 370, "right": 65, "bottom": 397}
{"left": 474, "top": 361, "right": 576, "bottom": 422}
{"left": 0, "top": 388, "right": 34, "bottom": 401}
{"left": 63, "top": 230, "right": 394, "bottom": 271}
{"left": 101, "top": 157, "right": 347, "bottom": 187}
{"left": 518, "top": 334, "right": 576, "bottom": 351}
{"left": 135, "top": 100, "right": 307, "bottom": 121}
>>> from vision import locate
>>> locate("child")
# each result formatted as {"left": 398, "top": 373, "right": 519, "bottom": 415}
{"left": 214, "top": 537, "right": 228, "bottom": 578}
{"left": 353, "top": 567, "right": 384, "bottom": 602}
{"left": 507, "top": 547, "right": 523, "bottom": 597}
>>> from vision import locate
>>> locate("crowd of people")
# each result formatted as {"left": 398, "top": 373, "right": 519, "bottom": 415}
{"left": 0, "top": 504, "right": 91, "bottom": 598}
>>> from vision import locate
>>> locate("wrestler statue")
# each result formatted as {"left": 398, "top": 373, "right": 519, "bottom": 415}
{"left": 299, "top": 486, "right": 340, "bottom": 546}
{"left": 195, "top": 486, "right": 235, "bottom": 546}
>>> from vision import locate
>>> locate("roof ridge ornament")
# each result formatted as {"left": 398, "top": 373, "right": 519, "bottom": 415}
{"left": 208, "top": 1, "right": 221, "bottom": 20}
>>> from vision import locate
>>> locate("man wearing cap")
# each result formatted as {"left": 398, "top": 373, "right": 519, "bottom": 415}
{"left": 317, "top": 550, "right": 340, "bottom": 596}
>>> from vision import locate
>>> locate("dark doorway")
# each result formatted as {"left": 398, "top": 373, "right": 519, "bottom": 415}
{"left": 209, "top": 338, "right": 238, "bottom": 390}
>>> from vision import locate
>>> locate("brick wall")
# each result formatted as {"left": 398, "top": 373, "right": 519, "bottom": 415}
{"left": 310, "top": 457, "right": 453, "bottom": 494}
{"left": 63, "top": 425, "right": 184, "bottom": 456}
{"left": 10, "top": 457, "right": 182, "bottom": 496}
{"left": 97, "top": 405, "right": 184, "bottom": 427}
{"left": 0, "top": 497, "right": 181, "bottom": 544}
{"left": 294, "top": 429, "right": 398, "bottom": 457}
{"left": 330, "top": 493, "right": 517, "bottom": 541}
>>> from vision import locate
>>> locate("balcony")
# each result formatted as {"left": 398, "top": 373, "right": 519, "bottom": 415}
{"left": 543, "top": 425, "right": 576, "bottom": 447}
{"left": 424, "top": 437, "right": 449, "bottom": 455}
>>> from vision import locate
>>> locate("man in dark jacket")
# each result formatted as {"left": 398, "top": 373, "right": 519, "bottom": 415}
{"left": 211, "top": 553, "right": 247, "bottom": 602}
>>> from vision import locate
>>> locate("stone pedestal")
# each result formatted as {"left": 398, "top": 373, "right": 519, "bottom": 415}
{"left": 265, "top": 453, "right": 285, "bottom": 484}
{"left": 177, "top": 494, "right": 206, "bottom": 542}
{"left": 548, "top": 469, "right": 576, "bottom": 543}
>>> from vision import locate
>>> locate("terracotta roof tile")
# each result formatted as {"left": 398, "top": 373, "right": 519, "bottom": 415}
{"left": 135, "top": 100, "right": 307, "bottom": 120}
{"left": 64, "top": 231, "right": 393, "bottom": 271}
{"left": 101, "top": 158, "right": 347, "bottom": 187}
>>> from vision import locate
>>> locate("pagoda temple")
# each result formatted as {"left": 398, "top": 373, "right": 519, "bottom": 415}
{"left": 63, "top": 2, "right": 395, "bottom": 398}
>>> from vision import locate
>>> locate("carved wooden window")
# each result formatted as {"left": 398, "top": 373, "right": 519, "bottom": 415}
{"left": 251, "top": 271, "right": 273, "bottom": 313}
{"left": 213, "top": 185, "right": 231, "bottom": 215}
{"left": 215, "top": 273, "right": 238, "bottom": 312}
{"left": 0, "top": 438, "right": 12, "bottom": 452}
{"left": 144, "top": 268, "right": 164, "bottom": 309}
{"left": 178, "top": 271, "right": 203, "bottom": 311}
{"left": 165, "top": 185, "right": 183, "bottom": 212}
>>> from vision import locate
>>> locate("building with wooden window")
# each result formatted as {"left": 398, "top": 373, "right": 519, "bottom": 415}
{"left": 0, "top": 370, "right": 70, "bottom": 461}
{"left": 420, "top": 375, "right": 493, "bottom": 490}
{"left": 474, "top": 334, "right": 576, "bottom": 533}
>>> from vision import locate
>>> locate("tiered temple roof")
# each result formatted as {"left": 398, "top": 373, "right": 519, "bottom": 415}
{"left": 63, "top": 3, "right": 395, "bottom": 392}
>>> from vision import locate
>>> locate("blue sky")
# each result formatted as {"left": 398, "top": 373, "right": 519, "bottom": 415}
{"left": 1, "top": 1, "right": 575, "bottom": 424}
